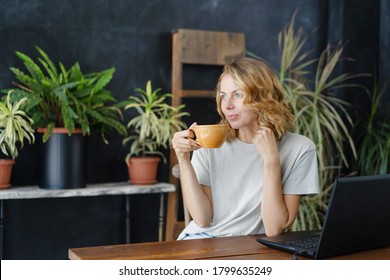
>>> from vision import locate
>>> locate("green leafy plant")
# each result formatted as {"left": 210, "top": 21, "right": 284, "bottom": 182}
{"left": 122, "top": 80, "right": 188, "bottom": 163}
{"left": 278, "top": 16, "right": 372, "bottom": 230}
{"left": 279, "top": 18, "right": 365, "bottom": 231}
{"left": 7, "top": 46, "right": 127, "bottom": 143}
{"left": 0, "top": 90, "right": 35, "bottom": 159}
{"left": 354, "top": 81, "right": 390, "bottom": 175}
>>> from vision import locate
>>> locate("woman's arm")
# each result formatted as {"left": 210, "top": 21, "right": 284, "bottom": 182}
{"left": 178, "top": 160, "right": 213, "bottom": 227}
{"left": 261, "top": 158, "right": 301, "bottom": 236}
{"left": 254, "top": 127, "right": 301, "bottom": 236}
{"left": 172, "top": 123, "right": 213, "bottom": 228}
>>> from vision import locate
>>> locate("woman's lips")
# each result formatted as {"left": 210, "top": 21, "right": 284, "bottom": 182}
{"left": 227, "top": 114, "right": 239, "bottom": 121}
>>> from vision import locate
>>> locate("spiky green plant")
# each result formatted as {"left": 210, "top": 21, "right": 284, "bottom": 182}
{"left": 354, "top": 81, "right": 390, "bottom": 175}
{"left": 6, "top": 46, "right": 127, "bottom": 143}
{"left": 122, "top": 80, "right": 189, "bottom": 163}
{"left": 249, "top": 15, "right": 368, "bottom": 230}
{"left": 279, "top": 16, "right": 372, "bottom": 230}
{"left": 0, "top": 90, "right": 35, "bottom": 159}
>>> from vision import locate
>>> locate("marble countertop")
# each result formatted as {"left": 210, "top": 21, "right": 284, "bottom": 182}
{"left": 0, "top": 182, "right": 175, "bottom": 200}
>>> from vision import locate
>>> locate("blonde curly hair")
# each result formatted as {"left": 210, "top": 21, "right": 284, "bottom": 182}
{"left": 216, "top": 57, "right": 294, "bottom": 141}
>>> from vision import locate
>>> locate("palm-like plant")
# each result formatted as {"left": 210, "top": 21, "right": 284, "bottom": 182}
{"left": 276, "top": 15, "right": 365, "bottom": 230}
{"left": 0, "top": 90, "right": 35, "bottom": 159}
{"left": 354, "top": 81, "right": 390, "bottom": 175}
{"left": 122, "top": 80, "right": 188, "bottom": 163}
{"left": 7, "top": 46, "right": 127, "bottom": 143}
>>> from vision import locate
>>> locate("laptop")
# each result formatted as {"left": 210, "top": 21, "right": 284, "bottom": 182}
{"left": 256, "top": 174, "right": 390, "bottom": 259}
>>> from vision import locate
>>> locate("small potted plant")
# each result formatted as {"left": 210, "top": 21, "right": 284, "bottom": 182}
{"left": 6, "top": 46, "right": 127, "bottom": 189}
{"left": 122, "top": 80, "right": 188, "bottom": 184}
{"left": 0, "top": 90, "right": 35, "bottom": 189}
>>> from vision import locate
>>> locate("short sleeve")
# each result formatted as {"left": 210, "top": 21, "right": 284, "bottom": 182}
{"left": 282, "top": 147, "right": 319, "bottom": 195}
{"left": 191, "top": 150, "right": 211, "bottom": 187}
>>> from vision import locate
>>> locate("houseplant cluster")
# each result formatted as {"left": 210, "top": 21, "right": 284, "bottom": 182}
{"left": 1, "top": 47, "right": 188, "bottom": 189}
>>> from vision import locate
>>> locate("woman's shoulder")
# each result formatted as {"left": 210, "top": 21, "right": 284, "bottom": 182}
{"left": 280, "top": 132, "right": 316, "bottom": 150}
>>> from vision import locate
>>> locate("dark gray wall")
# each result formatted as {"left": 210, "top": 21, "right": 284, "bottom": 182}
{"left": 0, "top": 0, "right": 328, "bottom": 185}
{"left": 0, "top": 0, "right": 387, "bottom": 259}
{"left": 380, "top": 0, "right": 390, "bottom": 112}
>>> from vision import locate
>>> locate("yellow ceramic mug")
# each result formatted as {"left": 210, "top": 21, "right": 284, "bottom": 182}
{"left": 189, "top": 124, "right": 229, "bottom": 148}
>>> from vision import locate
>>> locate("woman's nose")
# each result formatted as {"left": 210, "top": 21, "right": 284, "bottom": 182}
{"left": 225, "top": 97, "right": 235, "bottom": 110}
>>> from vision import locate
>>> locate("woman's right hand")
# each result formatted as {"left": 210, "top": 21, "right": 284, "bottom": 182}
{"left": 172, "top": 122, "right": 201, "bottom": 162}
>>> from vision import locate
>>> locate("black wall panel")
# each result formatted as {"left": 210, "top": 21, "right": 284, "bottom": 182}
{"left": 0, "top": 0, "right": 387, "bottom": 259}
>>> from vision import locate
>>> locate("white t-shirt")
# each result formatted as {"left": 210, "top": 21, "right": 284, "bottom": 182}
{"left": 177, "top": 132, "right": 319, "bottom": 239}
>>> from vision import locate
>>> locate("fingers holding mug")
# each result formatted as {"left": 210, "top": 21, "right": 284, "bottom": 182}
{"left": 172, "top": 123, "right": 200, "bottom": 155}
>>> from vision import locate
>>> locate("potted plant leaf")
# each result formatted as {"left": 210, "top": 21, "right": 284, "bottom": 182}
{"left": 122, "top": 80, "right": 188, "bottom": 184}
{"left": 6, "top": 46, "right": 127, "bottom": 189}
{"left": 0, "top": 90, "right": 35, "bottom": 189}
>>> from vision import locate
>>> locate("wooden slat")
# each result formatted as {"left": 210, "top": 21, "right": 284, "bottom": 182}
{"left": 182, "top": 89, "right": 215, "bottom": 98}
{"left": 175, "top": 29, "right": 245, "bottom": 65}
{"left": 166, "top": 31, "right": 183, "bottom": 241}
{"left": 166, "top": 149, "right": 180, "bottom": 241}
{"left": 171, "top": 31, "right": 182, "bottom": 108}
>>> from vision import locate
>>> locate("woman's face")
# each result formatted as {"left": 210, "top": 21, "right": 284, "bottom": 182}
{"left": 219, "top": 74, "right": 258, "bottom": 130}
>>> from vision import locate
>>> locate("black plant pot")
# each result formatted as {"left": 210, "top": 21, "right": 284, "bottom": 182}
{"left": 39, "top": 128, "right": 86, "bottom": 189}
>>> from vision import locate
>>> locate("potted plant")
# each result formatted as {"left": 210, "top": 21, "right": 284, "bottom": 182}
{"left": 122, "top": 80, "right": 188, "bottom": 184}
{"left": 5, "top": 46, "right": 127, "bottom": 189}
{"left": 0, "top": 90, "right": 35, "bottom": 189}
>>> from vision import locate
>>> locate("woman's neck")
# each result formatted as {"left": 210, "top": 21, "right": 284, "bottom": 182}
{"left": 237, "top": 125, "right": 259, "bottom": 144}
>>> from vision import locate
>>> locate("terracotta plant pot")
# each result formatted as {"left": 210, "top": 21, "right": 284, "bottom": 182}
{"left": 128, "top": 157, "right": 160, "bottom": 185}
{"left": 0, "top": 159, "right": 15, "bottom": 189}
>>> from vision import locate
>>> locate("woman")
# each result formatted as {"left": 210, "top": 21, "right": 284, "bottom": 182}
{"left": 172, "top": 57, "right": 319, "bottom": 239}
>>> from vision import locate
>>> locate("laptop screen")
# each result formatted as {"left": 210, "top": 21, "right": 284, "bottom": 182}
{"left": 257, "top": 174, "right": 390, "bottom": 259}
{"left": 315, "top": 174, "right": 390, "bottom": 258}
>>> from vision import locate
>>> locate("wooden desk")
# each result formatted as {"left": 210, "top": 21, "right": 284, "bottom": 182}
{"left": 69, "top": 234, "right": 390, "bottom": 260}
{"left": 0, "top": 182, "right": 175, "bottom": 259}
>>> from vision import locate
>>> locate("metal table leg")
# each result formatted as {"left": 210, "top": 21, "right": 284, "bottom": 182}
{"left": 125, "top": 195, "right": 131, "bottom": 243}
{"left": 0, "top": 200, "right": 4, "bottom": 259}
{"left": 158, "top": 193, "right": 166, "bottom": 242}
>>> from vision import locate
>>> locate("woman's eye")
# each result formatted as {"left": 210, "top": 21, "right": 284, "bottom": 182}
{"left": 235, "top": 92, "right": 244, "bottom": 98}
{"left": 220, "top": 93, "right": 227, "bottom": 100}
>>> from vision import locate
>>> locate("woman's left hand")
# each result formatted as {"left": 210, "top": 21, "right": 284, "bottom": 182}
{"left": 253, "top": 126, "right": 279, "bottom": 164}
